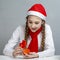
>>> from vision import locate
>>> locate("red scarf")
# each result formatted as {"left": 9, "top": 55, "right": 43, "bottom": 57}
{"left": 28, "top": 27, "right": 42, "bottom": 52}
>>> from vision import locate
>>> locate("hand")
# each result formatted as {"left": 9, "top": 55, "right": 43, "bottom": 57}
{"left": 13, "top": 46, "right": 23, "bottom": 57}
{"left": 23, "top": 52, "right": 39, "bottom": 59}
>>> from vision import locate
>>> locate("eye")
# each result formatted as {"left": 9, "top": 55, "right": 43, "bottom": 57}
{"left": 35, "top": 22, "right": 39, "bottom": 24}
{"left": 29, "top": 21, "right": 32, "bottom": 24}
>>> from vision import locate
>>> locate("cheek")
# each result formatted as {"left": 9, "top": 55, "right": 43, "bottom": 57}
{"left": 28, "top": 23, "right": 31, "bottom": 28}
{"left": 36, "top": 23, "right": 41, "bottom": 28}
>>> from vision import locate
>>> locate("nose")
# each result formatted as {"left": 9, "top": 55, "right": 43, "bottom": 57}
{"left": 31, "top": 24, "right": 35, "bottom": 28}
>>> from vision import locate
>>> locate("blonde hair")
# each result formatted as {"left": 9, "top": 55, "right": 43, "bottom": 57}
{"left": 24, "top": 16, "right": 45, "bottom": 51}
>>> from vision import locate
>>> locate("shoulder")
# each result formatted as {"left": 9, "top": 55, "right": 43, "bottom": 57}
{"left": 45, "top": 24, "right": 51, "bottom": 28}
{"left": 45, "top": 24, "right": 52, "bottom": 30}
{"left": 13, "top": 25, "right": 25, "bottom": 35}
{"left": 16, "top": 25, "right": 25, "bottom": 31}
{"left": 45, "top": 24, "right": 52, "bottom": 33}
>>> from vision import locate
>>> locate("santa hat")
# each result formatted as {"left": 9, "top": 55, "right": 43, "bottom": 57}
{"left": 27, "top": 4, "right": 47, "bottom": 20}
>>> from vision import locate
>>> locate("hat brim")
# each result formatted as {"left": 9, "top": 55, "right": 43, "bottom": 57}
{"left": 27, "top": 11, "right": 46, "bottom": 20}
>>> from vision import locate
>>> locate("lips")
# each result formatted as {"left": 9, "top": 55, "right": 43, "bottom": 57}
{"left": 32, "top": 28, "right": 36, "bottom": 30}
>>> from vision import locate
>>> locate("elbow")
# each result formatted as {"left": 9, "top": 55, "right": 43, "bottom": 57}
{"left": 3, "top": 48, "right": 8, "bottom": 56}
{"left": 3, "top": 48, "right": 6, "bottom": 55}
{"left": 50, "top": 48, "right": 55, "bottom": 56}
{"left": 3, "top": 48, "right": 13, "bottom": 57}
{"left": 53, "top": 48, "right": 55, "bottom": 55}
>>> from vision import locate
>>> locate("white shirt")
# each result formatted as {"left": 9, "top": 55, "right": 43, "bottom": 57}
{"left": 3, "top": 24, "right": 55, "bottom": 58}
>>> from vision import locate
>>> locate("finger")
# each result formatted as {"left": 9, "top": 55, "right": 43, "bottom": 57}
{"left": 24, "top": 55, "right": 34, "bottom": 58}
{"left": 25, "top": 54, "right": 39, "bottom": 58}
{"left": 29, "top": 52, "right": 36, "bottom": 55}
{"left": 15, "top": 47, "right": 23, "bottom": 52}
{"left": 23, "top": 53, "right": 30, "bottom": 57}
{"left": 16, "top": 49, "right": 22, "bottom": 51}
{"left": 15, "top": 47, "right": 21, "bottom": 50}
{"left": 16, "top": 50, "right": 23, "bottom": 54}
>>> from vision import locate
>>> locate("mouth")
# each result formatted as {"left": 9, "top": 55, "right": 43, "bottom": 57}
{"left": 31, "top": 28, "right": 37, "bottom": 30}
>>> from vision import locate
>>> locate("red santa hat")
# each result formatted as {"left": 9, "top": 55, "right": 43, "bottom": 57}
{"left": 27, "top": 4, "right": 47, "bottom": 20}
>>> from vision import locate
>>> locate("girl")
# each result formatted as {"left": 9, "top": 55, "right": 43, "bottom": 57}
{"left": 3, "top": 4, "right": 55, "bottom": 58}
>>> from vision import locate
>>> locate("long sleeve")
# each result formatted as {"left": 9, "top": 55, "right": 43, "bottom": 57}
{"left": 3, "top": 26, "right": 23, "bottom": 56}
{"left": 37, "top": 24, "right": 55, "bottom": 58}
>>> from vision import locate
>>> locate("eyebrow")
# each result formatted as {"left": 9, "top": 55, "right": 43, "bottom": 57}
{"left": 28, "top": 19, "right": 33, "bottom": 21}
{"left": 28, "top": 20, "right": 40, "bottom": 22}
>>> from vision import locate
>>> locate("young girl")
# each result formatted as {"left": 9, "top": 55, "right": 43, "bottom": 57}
{"left": 3, "top": 4, "right": 55, "bottom": 58}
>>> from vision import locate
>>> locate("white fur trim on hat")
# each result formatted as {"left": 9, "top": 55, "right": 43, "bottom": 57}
{"left": 27, "top": 11, "right": 46, "bottom": 20}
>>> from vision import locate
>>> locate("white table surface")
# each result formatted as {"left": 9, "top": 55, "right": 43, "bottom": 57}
{"left": 0, "top": 55, "right": 60, "bottom": 60}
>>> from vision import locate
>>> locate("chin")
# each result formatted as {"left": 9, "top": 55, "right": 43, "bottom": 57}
{"left": 31, "top": 30, "right": 37, "bottom": 32}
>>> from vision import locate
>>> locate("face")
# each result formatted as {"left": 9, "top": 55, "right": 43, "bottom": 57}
{"left": 27, "top": 15, "right": 42, "bottom": 32}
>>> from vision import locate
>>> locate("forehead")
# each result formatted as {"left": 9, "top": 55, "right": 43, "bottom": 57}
{"left": 28, "top": 15, "right": 41, "bottom": 22}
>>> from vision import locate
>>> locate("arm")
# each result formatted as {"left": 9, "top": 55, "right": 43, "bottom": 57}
{"left": 3, "top": 26, "right": 22, "bottom": 56}
{"left": 37, "top": 24, "right": 55, "bottom": 58}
